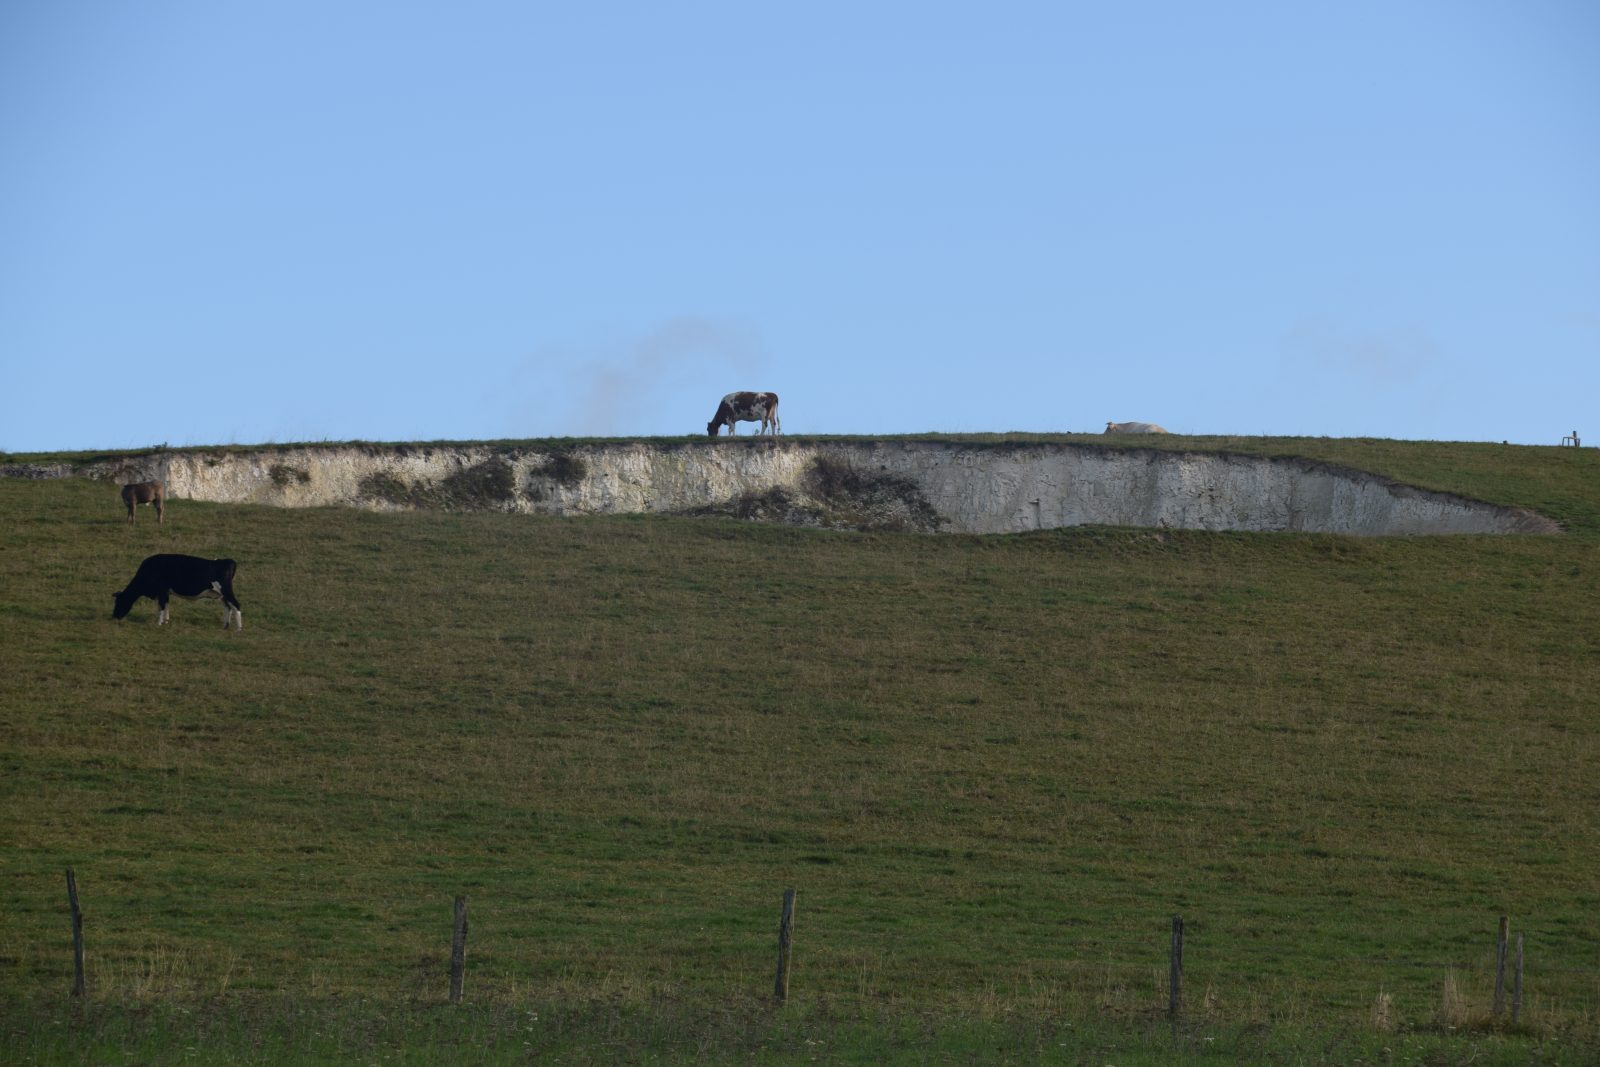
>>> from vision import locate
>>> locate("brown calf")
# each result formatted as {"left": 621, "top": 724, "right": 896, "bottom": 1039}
{"left": 122, "top": 481, "right": 165, "bottom": 524}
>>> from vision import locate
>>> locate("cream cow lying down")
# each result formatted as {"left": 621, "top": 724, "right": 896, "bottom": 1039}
{"left": 1105, "top": 421, "right": 1169, "bottom": 434}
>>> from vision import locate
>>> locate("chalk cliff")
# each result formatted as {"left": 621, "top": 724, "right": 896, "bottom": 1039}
{"left": 2, "top": 439, "right": 1556, "bottom": 536}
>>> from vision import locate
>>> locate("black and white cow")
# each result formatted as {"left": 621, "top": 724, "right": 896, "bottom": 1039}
{"left": 113, "top": 554, "right": 242, "bottom": 630}
{"left": 707, "top": 391, "right": 780, "bottom": 437}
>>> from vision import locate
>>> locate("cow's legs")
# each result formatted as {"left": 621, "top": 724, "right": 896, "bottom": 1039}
{"left": 156, "top": 500, "right": 164, "bottom": 524}
{"left": 157, "top": 591, "right": 169, "bottom": 625}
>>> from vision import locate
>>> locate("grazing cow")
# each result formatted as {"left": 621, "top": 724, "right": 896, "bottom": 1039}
{"left": 707, "top": 391, "right": 781, "bottom": 437}
{"left": 121, "top": 480, "right": 165, "bottom": 524}
{"left": 1104, "top": 421, "right": 1169, "bottom": 435}
{"left": 113, "top": 554, "right": 242, "bottom": 630}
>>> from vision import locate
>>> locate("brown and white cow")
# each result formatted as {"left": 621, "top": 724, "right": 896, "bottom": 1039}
{"left": 121, "top": 480, "right": 166, "bottom": 524}
{"left": 707, "top": 391, "right": 780, "bottom": 437}
{"left": 1104, "top": 421, "right": 1169, "bottom": 435}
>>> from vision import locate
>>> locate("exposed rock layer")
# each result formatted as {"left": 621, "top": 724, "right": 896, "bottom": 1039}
{"left": 2, "top": 440, "right": 1556, "bottom": 536}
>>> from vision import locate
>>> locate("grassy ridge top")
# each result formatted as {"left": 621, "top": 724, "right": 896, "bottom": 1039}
{"left": 2, "top": 437, "right": 1598, "bottom": 1052}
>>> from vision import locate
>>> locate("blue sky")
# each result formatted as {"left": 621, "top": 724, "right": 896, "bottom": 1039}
{"left": 3, "top": 1, "right": 1596, "bottom": 451}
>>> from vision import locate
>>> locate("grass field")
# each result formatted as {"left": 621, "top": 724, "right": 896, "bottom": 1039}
{"left": 3, "top": 435, "right": 1598, "bottom": 1063}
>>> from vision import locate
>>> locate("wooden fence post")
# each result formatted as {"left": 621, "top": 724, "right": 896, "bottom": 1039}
{"left": 774, "top": 888, "right": 797, "bottom": 1004}
{"left": 1512, "top": 933, "right": 1524, "bottom": 1025}
{"left": 449, "top": 896, "right": 468, "bottom": 1005}
{"left": 65, "top": 868, "right": 85, "bottom": 998}
{"left": 1493, "top": 916, "right": 1509, "bottom": 1017}
{"left": 1168, "top": 914, "right": 1184, "bottom": 1019}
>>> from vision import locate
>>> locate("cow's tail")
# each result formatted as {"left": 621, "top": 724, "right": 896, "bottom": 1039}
{"left": 216, "top": 559, "right": 239, "bottom": 605}
{"left": 217, "top": 558, "right": 243, "bottom": 630}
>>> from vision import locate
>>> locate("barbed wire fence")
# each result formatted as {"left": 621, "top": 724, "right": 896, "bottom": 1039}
{"left": 55, "top": 870, "right": 1600, "bottom": 1028}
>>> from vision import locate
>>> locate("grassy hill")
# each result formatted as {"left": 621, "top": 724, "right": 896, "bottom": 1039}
{"left": 3, "top": 435, "right": 1597, "bottom": 1063}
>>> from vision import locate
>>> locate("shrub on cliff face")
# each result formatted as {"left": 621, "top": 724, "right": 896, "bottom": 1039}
{"left": 804, "top": 454, "right": 864, "bottom": 499}
{"left": 437, "top": 457, "right": 516, "bottom": 509}
{"left": 684, "top": 486, "right": 825, "bottom": 527}
{"left": 687, "top": 455, "right": 944, "bottom": 532}
{"left": 802, "top": 454, "right": 944, "bottom": 532}
{"left": 729, "top": 487, "right": 826, "bottom": 526}
{"left": 358, "top": 472, "right": 413, "bottom": 506}
{"left": 269, "top": 463, "right": 311, "bottom": 487}
{"left": 543, "top": 450, "right": 587, "bottom": 487}
{"left": 357, "top": 458, "right": 516, "bottom": 511}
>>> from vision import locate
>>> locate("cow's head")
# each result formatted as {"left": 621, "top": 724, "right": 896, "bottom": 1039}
{"left": 707, "top": 420, "right": 722, "bottom": 438}
{"left": 111, "top": 589, "right": 137, "bottom": 620}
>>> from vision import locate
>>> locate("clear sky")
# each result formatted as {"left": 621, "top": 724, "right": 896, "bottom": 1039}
{"left": 3, "top": 1, "right": 1596, "bottom": 452}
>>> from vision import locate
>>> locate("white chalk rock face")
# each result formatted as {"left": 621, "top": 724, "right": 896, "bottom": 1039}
{"left": 14, "top": 440, "right": 1556, "bottom": 536}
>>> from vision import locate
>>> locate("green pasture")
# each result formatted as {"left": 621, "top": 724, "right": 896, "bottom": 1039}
{"left": 2, "top": 435, "right": 1597, "bottom": 1062}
